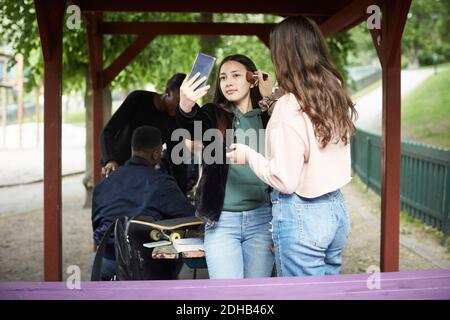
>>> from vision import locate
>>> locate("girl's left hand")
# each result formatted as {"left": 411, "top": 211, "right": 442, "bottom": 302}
{"left": 226, "top": 143, "right": 251, "bottom": 165}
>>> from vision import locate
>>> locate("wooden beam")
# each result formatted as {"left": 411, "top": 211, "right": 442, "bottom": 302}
{"left": 256, "top": 33, "right": 270, "bottom": 49}
{"left": 34, "top": 0, "right": 53, "bottom": 61}
{"left": 320, "top": 0, "right": 378, "bottom": 37}
{"left": 369, "top": 28, "right": 383, "bottom": 65}
{"left": 101, "top": 22, "right": 276, "bottom": 37}
{"left": 34, "top": 0, "right": 65, "bottom": 281}
{"left": 379, "top": 0, "right": 412, "bottom": 272}
{"left": 86, "top": 12, "right": 104, "bottom": 185}
{"left": 76, "top": 0, "right": 343, "bottom": 16}
{"left": 383, "top": 0, "right": 412, "bottom": 64}
{"left": 103, "top": 34, "right": 156, "bottom": 86}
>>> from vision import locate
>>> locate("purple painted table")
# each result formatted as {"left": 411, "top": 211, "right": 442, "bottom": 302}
{"left": 1, "top": 270, "right": 449, "bottom": 300}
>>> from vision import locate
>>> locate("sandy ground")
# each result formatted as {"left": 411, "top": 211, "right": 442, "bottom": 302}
{"left": 0, "top": 174, "right": 448, "bottom": 282}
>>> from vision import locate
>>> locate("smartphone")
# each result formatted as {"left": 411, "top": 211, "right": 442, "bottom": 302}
{"left": 188, "top": 53, "right": 216, "bottom": 90}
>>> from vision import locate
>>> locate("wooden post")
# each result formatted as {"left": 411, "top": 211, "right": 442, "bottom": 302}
{"left": 379, "top": 0, "right": 412, "bottom": 272}
{"left": 86, "top": 13, "right": 104, "bottom": 185}
{"left": 35, "top": 86, "right": 41, "bottom": 146}
{"left": 16, "top": 54, "right": 24, "bottom": 147}
{"left": 35, "top": 0, "right": 65, "bottom": 281}
{"left": 380, "top": 46, "right": 401, "bottom": 272}
{"left": 366, "top": 136, "right": 371, "bottom": 192}
{"left": 1, "top": 56, "right": 7, "bottom": 146}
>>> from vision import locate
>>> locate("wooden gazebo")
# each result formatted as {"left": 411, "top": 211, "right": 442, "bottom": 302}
{"left": 34, "top": 0, "right": 411, "bottom": 281}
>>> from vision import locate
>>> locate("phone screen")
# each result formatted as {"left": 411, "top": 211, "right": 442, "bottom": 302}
{"left": 188, "top": 53, "right": 216, "bottom": 89}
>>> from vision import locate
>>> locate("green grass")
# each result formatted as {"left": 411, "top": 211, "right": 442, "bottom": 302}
{"left": 401, "top": 68, "right": 450, "bottom": 149}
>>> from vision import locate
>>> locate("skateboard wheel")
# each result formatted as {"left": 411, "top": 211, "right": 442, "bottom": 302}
{"left": 170, "top": 232, "right": 181, "bottom": 242}
{"left": 150, "top": 230, "right": 162, "bottom": 241}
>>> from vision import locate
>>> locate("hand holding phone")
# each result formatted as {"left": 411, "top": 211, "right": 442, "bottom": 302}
{"left": 179, "top": 53, "right": 216, "bottom": 113}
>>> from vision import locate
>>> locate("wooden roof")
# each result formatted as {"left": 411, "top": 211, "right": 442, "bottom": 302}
{"left": 73, "top": 0, "right": 372, "bottom": 37}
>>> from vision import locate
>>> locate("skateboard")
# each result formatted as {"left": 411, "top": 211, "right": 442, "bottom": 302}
{"left": 130, "top": 216, "right": 204, "bottom": 242}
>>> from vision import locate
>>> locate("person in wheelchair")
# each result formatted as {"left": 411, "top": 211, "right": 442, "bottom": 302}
{"left": 92, "top": 125, "right": 195, "bottom": 280}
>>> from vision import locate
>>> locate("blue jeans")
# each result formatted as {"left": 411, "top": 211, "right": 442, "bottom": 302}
{"left": 204, "top": 204, "right": 274, "bottom": 279}
{"left": 271, "top": 189, "right": 350, "bottom": 277}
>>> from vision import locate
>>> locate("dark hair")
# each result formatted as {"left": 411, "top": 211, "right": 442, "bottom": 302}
{"left": 212, "top": 54, "right": 263, "bottom": 134}
{"left": 166, "top": 73, "right": 187, "bottom": 91}
{"left": 213, "top": 54, "right": 262, "bottom": 112}
{"left": 131, "top": 126, "right": 162, "bottom": 151}
{"left": 270, "top": 16, "right": 357, "bottom": 148}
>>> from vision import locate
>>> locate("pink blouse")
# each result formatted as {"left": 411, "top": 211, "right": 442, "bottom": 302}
{"left": 248, "top": 93, "right": 352, "bottom": 198}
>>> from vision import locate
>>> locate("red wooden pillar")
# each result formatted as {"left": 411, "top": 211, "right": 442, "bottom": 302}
{"left": 379, "top": 0, "right": 411, "bottom": 272}
{"left": 86, "top": 13, "right": 104, "bottom": 185}
{"left": 1, "top": 56, "right": 7, "bottom": 146}
{"left": 16, "top": 54, "right": 24, "bottom": 147}
{"left": 380, "top": 48, "right": 401, "bottom": 272}
{"left": 35, "top": 0, "right": 65, "bottom": 281}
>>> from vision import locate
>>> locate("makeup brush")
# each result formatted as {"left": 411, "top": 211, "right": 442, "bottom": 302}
{"left": 246, "top": 71, "right": 269, "bottom": 83}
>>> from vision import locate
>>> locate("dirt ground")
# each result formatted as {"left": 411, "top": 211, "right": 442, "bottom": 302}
{"left": 0, "top": 174, "right": 448, "bottom": 282}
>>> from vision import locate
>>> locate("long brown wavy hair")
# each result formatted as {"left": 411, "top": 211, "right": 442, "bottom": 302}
{"left": 270, "top": 16, "right": 357, "bottom": 148}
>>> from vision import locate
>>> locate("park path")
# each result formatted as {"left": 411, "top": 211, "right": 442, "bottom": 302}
{"left": 353, "top": 68, "right": 436, "bottom": 134}
{"left": 0, "top": 123, "right": 85, "bottom": 187}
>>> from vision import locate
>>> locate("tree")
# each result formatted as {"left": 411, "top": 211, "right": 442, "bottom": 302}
{"left": 402, "top": 0, "right": 450, "bottom": 67}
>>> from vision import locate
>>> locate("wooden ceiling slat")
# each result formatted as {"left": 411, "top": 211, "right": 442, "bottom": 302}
{"left": 75, "top": 0, "right": 352, "bottom": 16}
{"left": 101, "top": 22, "right": 275, "bottom": 36}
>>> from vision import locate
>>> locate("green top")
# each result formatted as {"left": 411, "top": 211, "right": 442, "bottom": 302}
{"left": 222, "top": 107, "right": 270, "bottom": 211}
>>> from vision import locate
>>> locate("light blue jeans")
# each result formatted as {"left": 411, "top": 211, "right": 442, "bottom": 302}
{"left": 204, "top": 204, "right": 274, "bottom": 279}
{"left": 271, "top": 189, "right": 350, "bottom": 277}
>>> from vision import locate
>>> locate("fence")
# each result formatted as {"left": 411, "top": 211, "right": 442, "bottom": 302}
{"left": 351, "top": 129, "right": 450, "bottom": 244}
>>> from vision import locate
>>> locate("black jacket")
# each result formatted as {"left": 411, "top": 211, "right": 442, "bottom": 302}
{"left": 99, "top": 90, "right": 188, "bottom": 193}
{"left": 92, "top": 156, "right": 194, "bottom": 259}
{"left": 176, "top": 103, "right": 270, "bottom": 223}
